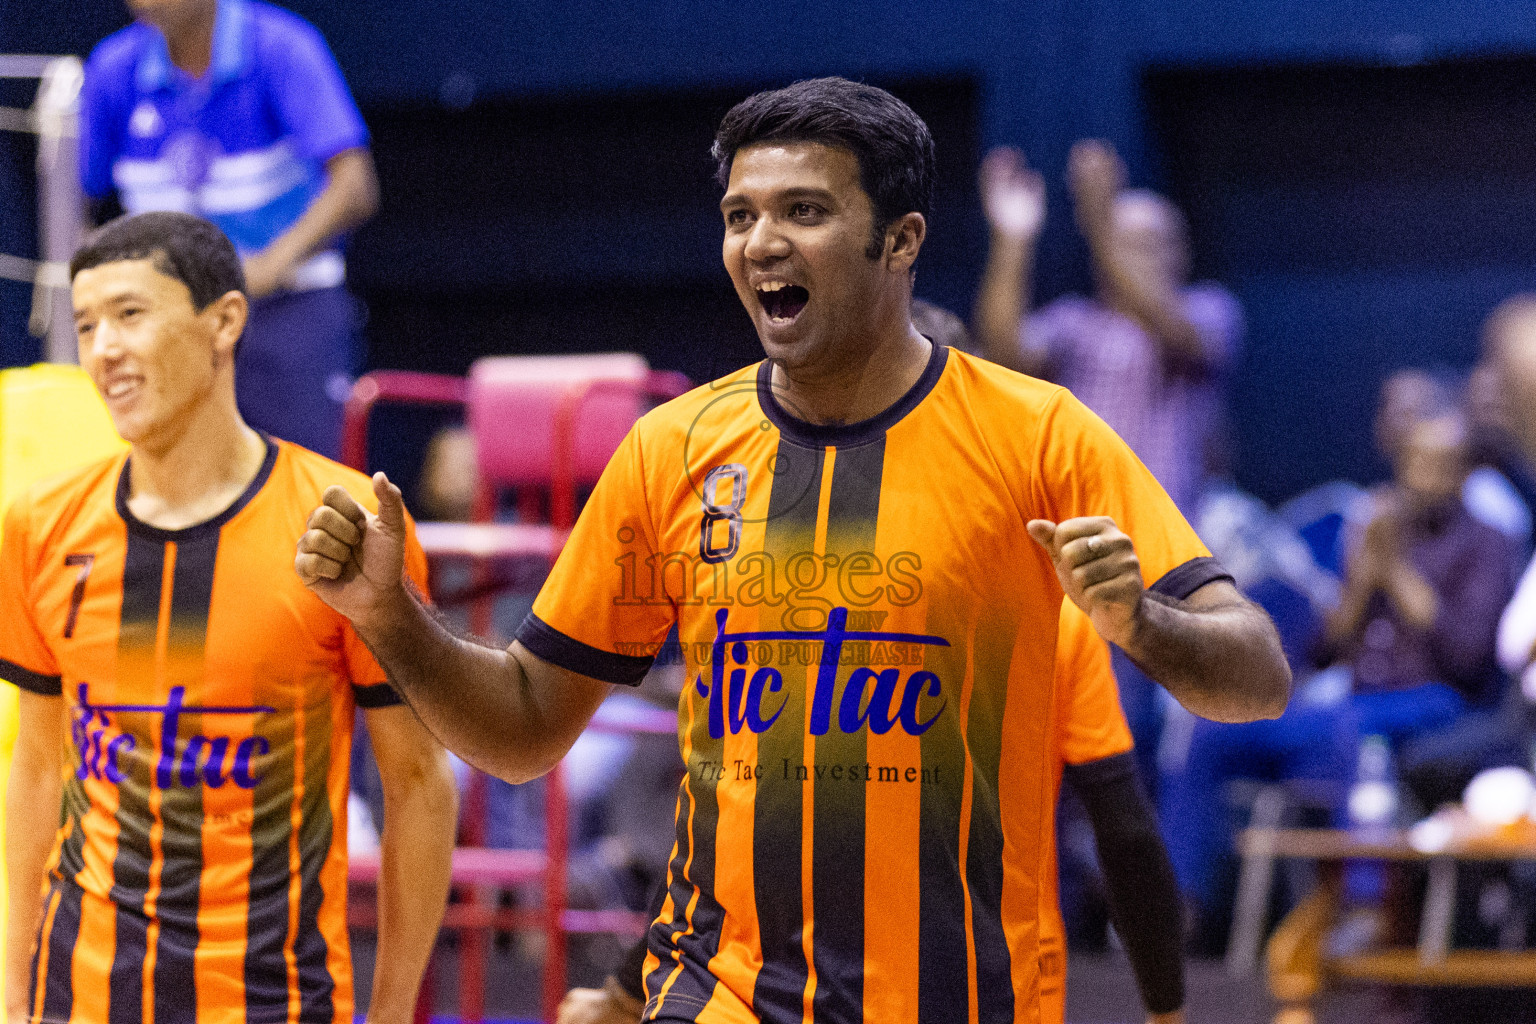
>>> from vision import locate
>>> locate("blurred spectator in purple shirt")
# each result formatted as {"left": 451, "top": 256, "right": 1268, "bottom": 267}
{"left": 974, "top": 140, "right": 1240, "bottom": 514}
{"left": 1319, "top": 406, "right": 1516, "bottom": 712}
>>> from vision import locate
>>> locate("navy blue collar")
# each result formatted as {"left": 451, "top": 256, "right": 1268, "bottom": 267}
{"left": 116, "top": 435, "right": 278, "bottom": 542}
{"left": 756, "top": 341, "right": 948, "bottom": 449}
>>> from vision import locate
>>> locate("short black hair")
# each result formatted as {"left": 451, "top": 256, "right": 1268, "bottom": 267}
{"left": 712, "top": 77, "right": 935, "bottom": 258}
{"left": 70, "top": 211, "right": 245, "bottom": 309}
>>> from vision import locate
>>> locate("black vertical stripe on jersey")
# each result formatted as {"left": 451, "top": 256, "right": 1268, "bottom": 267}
{"left": 107, "top": 531, "right": 165, "bottom": 1024}
{"left": 811, "top": 437, "right": 884, "bottom": 1024}
{"left": 37, "top": 791, "right": 89, "bottom": 1021}
{"left": 964, "top": 611, "right": 1018, "bottom": 1023}
{"left": 154, "top": 531, "right": 218, "bottom": 1024}
{"left": 751, "top": 440, "right": 824, "bottom": 1024}
{"left": 55, "top": 775, "right": 92, "bottom": 877}
{"left": 650, "top": 735, "right": 727, "bottom": 1014}
{"left": 294, "top": 695, "right": 337, "bottom": 1023}
{"left": 916, "top": 604, "right": 970, "bottom": 1024}
{"left": 642, "top": 782, "right": 693, "bottom": 1005}
{"left": 643, "top": 446, "right": 799, "bottom": 1015}
{"left": 39, "top": 878, "right": 83, "bottom": 1023}
{"left": 245, "top": 712, "right": 296, "bottom": 1018}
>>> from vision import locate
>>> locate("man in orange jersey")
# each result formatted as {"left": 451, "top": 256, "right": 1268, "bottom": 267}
{"left": 297, "top": 78, "right": 1289, "bottom": 1023}
{"left": 1, "top": 211, "right": 456, "bottom": 1024}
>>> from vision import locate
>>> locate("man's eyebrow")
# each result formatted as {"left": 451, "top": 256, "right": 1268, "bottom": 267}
{"left": 780, "top": 187, "right": 837, "bottom": 202}
{"left": 720, "top": 186, "right": 838, "bottom": 209}
{"left": 76, "top": 289, "right": 150, "bottom": 317}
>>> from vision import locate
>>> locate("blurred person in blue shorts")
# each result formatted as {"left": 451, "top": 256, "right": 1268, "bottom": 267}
{"left": 79, "top": 0, "right": 378, "bottom": 458}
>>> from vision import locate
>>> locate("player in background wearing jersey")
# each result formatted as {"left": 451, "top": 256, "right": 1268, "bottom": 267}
{"left": 1, "top": 211, "right": 455, "bottom": 1024}
{"left": 556, "top": 604, "right": 1186, "bottom": 1024}
{"left": 297, "top": 78, "right": 1288, "bottom": 1023}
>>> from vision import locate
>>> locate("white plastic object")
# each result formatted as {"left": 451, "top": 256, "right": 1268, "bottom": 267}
{"left": 1463, "top": 767, "right": 1535, "bottom": 827}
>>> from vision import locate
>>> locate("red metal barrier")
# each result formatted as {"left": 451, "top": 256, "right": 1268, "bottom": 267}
{"left": 340, "top": 363, "right": 689, "bottom": 1023}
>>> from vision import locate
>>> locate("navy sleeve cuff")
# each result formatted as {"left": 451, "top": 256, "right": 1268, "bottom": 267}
{"left": 1062, "top": 749, "right": 1139, "bottom": 789}
{"left": 352, "top": 682, "right": 404, "bottom": 709}
{"left": 1149, "top": 556, "right": 1233, "bottom": 601}
{"left": 515, "top": 613, "right": 654, "bottom": 687}
{"left": 0, "top": 659, "right": 62, "bottom": 696}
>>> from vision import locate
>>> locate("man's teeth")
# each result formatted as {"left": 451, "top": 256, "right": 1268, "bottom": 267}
{"left": 759, "top": 281, "right": 789, "bottom": 293}
{"left": 106, "top": 380, "right": 138, "bottom": 398}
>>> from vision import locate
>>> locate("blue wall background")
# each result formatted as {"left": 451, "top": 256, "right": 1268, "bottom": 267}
{"left": 6, "top": 0, "right": 1536, "bottom": 502}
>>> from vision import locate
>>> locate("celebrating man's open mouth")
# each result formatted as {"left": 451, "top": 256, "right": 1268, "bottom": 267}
{"left": 757, "top": 281, "right": 810, "bottom": 324}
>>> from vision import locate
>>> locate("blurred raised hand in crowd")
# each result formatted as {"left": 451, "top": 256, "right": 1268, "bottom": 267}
{"left": 974, "top": 146, "right": 1048, "bottom": 376}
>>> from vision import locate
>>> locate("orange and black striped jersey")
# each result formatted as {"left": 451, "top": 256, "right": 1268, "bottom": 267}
{"left": 1036, "top": 606, "right": 1132, "bottom": 1024}
{"left": 0, "top": 437, "right": 427, "bottom": 1024}
{"left": 517, "top": 345, "right": 1225, "bottom": 1024}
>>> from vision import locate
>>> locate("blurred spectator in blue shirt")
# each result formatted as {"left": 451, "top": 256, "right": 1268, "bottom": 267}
{"left": 79, "top": 0, "right": 379, "bottom": 458}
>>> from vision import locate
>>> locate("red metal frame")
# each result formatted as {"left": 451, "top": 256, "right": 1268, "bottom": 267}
{"left": 340, "top": 362, "right": 689, "bottom": 1023}
{"left": 341, "top": 370, "right": 469, "bottom": 474}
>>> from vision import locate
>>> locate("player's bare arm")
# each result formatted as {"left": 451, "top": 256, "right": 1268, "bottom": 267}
{"left": 363, "top": 704, "right": 457, "bottom": 1024}
{"left": 1028, "top": 515, "right": 1291, "bottom": 723}
{"left": 5, "top": 692, "right": 64, "bottom": 1024}
{"left": 294, "top": 473, "right": 612, "bottom": 782}
{"left": 243, "top": 148, "right": 379, "bottom": 299}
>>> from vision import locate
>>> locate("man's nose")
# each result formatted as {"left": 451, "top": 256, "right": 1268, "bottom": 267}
{"left": 743, "top": 215, "right": 790, "bottom": 262}
{"left": 81, "top": 318, "right": 123, "bottom": 363}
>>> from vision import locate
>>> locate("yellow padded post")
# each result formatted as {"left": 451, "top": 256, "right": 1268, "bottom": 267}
{"left": 0, "top": 364, "right": 124, "bottom": 1009}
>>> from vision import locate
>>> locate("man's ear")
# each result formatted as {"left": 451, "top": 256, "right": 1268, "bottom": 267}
{"left": 207, "top": 290, "right": 248, "bottom": 362}
{"left": 885, "top": 212, "right": 927, "bottom": 274}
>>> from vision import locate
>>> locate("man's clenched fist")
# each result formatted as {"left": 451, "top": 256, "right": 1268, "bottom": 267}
{"left": 555, "top": 986, "right": 641, "bottom": 1024}
{"left": 295, "top": 471, "right": 408, "bottom": 626}
{"left": 1027, "top": 515, "right": 1145, "bottom": 648}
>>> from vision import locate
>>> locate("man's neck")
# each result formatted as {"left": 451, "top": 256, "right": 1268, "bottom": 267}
{"left": 772, "top": 322, "right": 933, "bottom": 428}
{"left": 126, "top": 403, "right": 268, "bottom": 531}
{"left": 158, "top": 3, "right": 218, "bottom": 79}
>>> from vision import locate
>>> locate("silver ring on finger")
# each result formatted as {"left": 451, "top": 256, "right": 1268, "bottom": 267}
{"left": 1086, "top": 535, "right": 1102, "bottom": 556}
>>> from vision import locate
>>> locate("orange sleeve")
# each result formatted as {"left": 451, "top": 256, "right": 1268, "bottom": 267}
{"left": 517, "top": 426, "right": 675, "bottom": 686}
{"left": 344, "top": 508, "right": 430, "bottom": 707}
{"left": 1055, "top": 603, "right": 1133, "bottom": 766}
{"left": 1032, "top": 388, "right": 1224, "bottom": 596}
{"left": 0, "top": 493, "right": 61, "bottom": 694}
